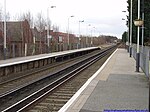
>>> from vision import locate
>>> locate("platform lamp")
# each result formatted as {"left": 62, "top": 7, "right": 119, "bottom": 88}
{"left": 122, "top": 11, "right": 130, "bottom": 53}
{"left": 47, "top": 6, "right": 56, "bottom": 53}
{"left": 134, "top": 19, "right": 143, "bottom": 72}
{"left": 134, "top": 18, "right": 144, "bottom": 72}
{"left": 129, "top": 0, "right": 133, "bottom": 57}
{"left": 67, "top": 15, "right": 74, "bottom": 50}
{"left": 79, "top": 20, "right": 84, "bottom": 49}
{"left": 134, "top": 0, "right": 143, "bottom": 72}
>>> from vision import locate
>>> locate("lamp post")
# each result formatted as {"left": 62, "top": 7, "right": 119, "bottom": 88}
{"left": 47, "top": 6, "right": 56, "bottom": 53}
{"left": 67, "top": 15, "right": 74, "bottom": 50}
{"left": 79, "top": 20, "right": 84, "bottom": 49}
{"left": 4, "top": 0, "right": 6, "bottom": 59}
{"left": 122, "top": 11, "right": 130, "bottom": 52}
{"left": 89, "top": 25, "right": 93, "bottom": 47}
{"left": 129, "top": 0, "right": 133, "bottom": 57}
{"left": 134, "top": 0, "right": 143, "bottom": 72}
{"left": 92, "top": 27, "right": 96, "bottom": 47}
{"left": 141, "top": 0, "right": 144, "bottom": 51}
{"left": 86, "top": 24, "right": 91, "bottom": 47}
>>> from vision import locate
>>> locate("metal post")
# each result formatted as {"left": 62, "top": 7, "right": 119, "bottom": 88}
{"left": 47, "top": 7, "right": 50, "bottom": 53}
{"left": 67, "top": 16, "right": 74, "bottom": 50}
{"left": 141, "top": 0, "right": 144, "bottom": 52}
{"left": 67, "top": 18, "right": 70, "bottom": 50}
{"left": 86, "top": 25, "right": 88, "bottom": 47}
{"left": 127, "top": 27, "right": 129, "bottom": 52}
{"left": 12, "top": 43, "right": 15, "bottom": 58}
{"left": 86, "top": 24, "right": 91, "bottom": 47}
{"left": 148, "top": 76, "right": 150, "bottom": 111}
{"left": 33, "top": 36, "right": 35, "bottom": 55}
{"left": 136, "top": 0, "right": 140, "bottom": 72}
{"left": 91, "top": 29, "right": 93, "bottom": 47}
{"left": 47, "top": 6, "right": 56, "bottom": 53}
{"left": 79, "top": 21, "right": 80, "bottom": 49}
{"left": 141, "top": 13, "right": 144, "bottom": 52}
{"left": 79, "top": 20, "right": 84, "bottom": 49}
{"left": 85, "top": 36, "right": 87, "bottom": 47}
{"left": 129, "top": 0, "right": 133, "bottom": 57}
{"left": 25, "top": 43, "right": 27, "bottom": 56}
{"left": 127, "top": 16, "right": 129, "bottom": 53}
{"left": 4, "top": 0, "right": 7, "bottom": 60}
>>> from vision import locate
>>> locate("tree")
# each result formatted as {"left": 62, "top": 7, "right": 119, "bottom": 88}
{"left": 144, "top": 0, "right": 150, "bottom": 42}
{"left": 0, "top": 7, "right": 3, "bottom": 45}
{"left": 16, "top": 11, "right": 34, "bottom": 28}
{"left": 35, "top": 12, "right": 46, "bottom": 54}
{"left": 0, "top": 7, "right": 2, "bottom": 21}
{"left": 122, "top": 31, "right": 127, "bottom": 43}
{"left": 22, "top": 11, "right": 34, "bottom": 28}
{"left": 127, "top": 0, "right": 150, "bottom": 44}
{"left": 52, "top": 24, "right": 59, "bottom": 32}
{"left": 35, "top": 12, "right": 46, "bottom": 32}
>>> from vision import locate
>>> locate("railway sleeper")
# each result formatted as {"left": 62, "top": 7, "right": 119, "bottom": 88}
{"left": 52, "top": 93, "right": 73, "bottom": 97}
{"left": 32, "top": 104, "right": 62, "bottom": 112}
{"left": 59, "top": 88, "right": 78, "bottom": 91}
{"left": 45, "top": 98, "right": 68, "bottom": 103}
{"left": 38, "top": 102, "right": 64, "bottom": 107}
{"left": 48, "top": 95, "right": 71, "bottom": 99}
{"left": 54, "top": 90, "right": 76, "bottom": 94}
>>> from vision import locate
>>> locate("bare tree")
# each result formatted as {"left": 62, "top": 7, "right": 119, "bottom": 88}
{"left": 35, "top": 12, "right": 46, "bottom": 32}
{"left": 52, "top": 24, "right": 59, "bottom": 32}
{"left": 0, "top": 7, "right": 2, "bottom": 21}
{"left": 23, "top": 11, "right": 34, "bottom": 28}
{"left": 0, "top": 7, "right": 10, "bottom": 21}
{"left": 6, "top": 12, "right": 10, "bottom": 21}
{"left": 17, "top": 11, "right": 34, "bottom": 28}
{"left": 12, "top": 13, "right": 21, "bottom": 21}
{"left": 35, "top": 12, "right": 46, "bottom": 54}
{"left": 0, "top": 7, "right": 3, "bottom": 46}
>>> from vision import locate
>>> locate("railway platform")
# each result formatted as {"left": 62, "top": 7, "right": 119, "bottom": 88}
{"left": 60, "top": 48, "right": 149, "bottom": 112}
{"left": 0, "top": 47, "right": 100, "bottom": 79}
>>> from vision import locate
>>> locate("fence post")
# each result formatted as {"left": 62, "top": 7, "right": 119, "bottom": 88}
{"left": 148, "top": 48, "right": 150, "bottom": 110}
{"left": 25, "top": 43, "right": 27, "bottom": 56}
{"left": 13, "top": 43, "right": 15, "bottom": 58}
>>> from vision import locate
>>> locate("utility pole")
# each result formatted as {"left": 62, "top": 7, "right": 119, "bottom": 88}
{"left": 129, "top": 0, "right": 133, "bottom": 57}
{"left": 79, "top": 20, "right": 84, "bottom": 48}
{"left": 4, "top": 0, "right": 7, "bottom": 59}
{"left": 67, "top": 15, "right": 74, "bottom": 50}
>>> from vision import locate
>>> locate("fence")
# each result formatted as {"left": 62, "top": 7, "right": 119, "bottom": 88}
{"left": 0, "top": 42, "right": 80, "bottom": 60}
{"left": 132, "top": 44, "right": 150, "bottom": 77}
{"left": 0, "top": 43, "right": 48, "bottom": 60}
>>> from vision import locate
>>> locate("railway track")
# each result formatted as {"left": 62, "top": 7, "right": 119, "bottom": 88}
{"left": 0, "top": 49, "right": 101, "bottom": 96}
{"left": 0, "top": 45, "right": 116, "bottom": 112}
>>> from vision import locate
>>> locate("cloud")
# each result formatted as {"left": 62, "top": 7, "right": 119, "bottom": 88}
{"left": 0, "top": 0, "right": 128, "bottom": 38}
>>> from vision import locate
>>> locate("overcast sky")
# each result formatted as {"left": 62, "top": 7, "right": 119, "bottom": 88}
{"left": 0, "top": 0, "right": 128, "bottom": 38}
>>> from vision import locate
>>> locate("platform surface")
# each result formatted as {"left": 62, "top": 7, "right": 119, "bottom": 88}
{"left": 0, "top": 47, "right": 98, "bottom": 67}
{"left": 64, "top": 48, "right": 149, "bottom": 112}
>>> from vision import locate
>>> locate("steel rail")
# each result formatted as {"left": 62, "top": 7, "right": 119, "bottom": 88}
{"left": 0, "top": 49, "right": 101, "bottom": 97}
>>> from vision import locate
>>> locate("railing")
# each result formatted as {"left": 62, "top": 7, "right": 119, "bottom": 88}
{"left": 132, "top": 44, "right": 150, "bottom": 77}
